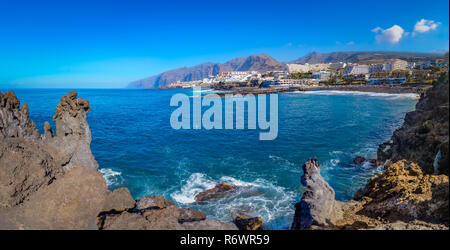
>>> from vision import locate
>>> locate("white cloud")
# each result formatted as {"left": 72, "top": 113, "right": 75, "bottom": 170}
{"left": 372, "top": 25, "right": 405, "bottom": 44}
{"left": 346, "top": 41, "right": 355, "bottom": 45}
{"left": 413, "top": 19, "right": 440, "bottom": 36}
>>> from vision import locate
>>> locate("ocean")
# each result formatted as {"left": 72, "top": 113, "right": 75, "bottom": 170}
{"left": 5, "top": 88, "right": 418, "bottom": 229}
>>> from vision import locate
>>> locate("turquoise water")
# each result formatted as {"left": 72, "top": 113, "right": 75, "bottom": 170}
{"left": 3, "top": 88, "right": 418, "bottom": 229}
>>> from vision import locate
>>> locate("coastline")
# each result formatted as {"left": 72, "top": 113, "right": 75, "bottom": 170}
{"left": 291, "top": 74, "right": 449, "bottom": 230}
{"left": 0, "top": 75, "right": 447, "bottom": 230}
{"left": 197, "top": 84, "right": 432, "bottom": 97}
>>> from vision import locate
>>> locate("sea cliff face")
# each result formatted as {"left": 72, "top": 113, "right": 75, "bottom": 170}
{"left": 0, "top": 91, "right": 237, "bottom": 230}
{"left": 378, "top": 73, "right": 449, "bottom": 175}
{"left": 291, "top": 73, "right": 449, "bottom": 230}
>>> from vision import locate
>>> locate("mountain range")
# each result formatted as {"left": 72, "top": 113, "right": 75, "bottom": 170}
{"left": 127, "top": 51, "right": 445, "bottom": 88}
{"left": 127, "top": 54, "right": 285, "bottom": 89}
{"left": 293, "top": 51, "right": 443, "bottom": 64}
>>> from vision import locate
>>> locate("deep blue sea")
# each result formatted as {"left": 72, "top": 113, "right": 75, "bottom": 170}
{"left": 3, "top": 88, "right": 418, "bottom": 229}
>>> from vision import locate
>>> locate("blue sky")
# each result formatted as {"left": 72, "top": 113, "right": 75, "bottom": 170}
{"left": 0, "top": 0, "right": 448, "bottom": 88}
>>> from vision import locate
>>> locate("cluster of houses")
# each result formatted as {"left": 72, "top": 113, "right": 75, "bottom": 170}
{"left": 168, "top": 58, "right": 447, "bottom": 88}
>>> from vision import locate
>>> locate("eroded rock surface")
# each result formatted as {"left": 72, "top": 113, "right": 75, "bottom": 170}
{"left": 354, "top": 160, "right": 449, "bottom": 225}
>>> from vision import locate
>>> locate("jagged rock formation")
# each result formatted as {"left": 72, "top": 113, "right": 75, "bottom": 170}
{"left": 0, "top": 91, "right": 38, "bottom": 139}
{"left": 292, "top": 74, "right": 449, "bottom": 230}
{"left": 378, "top": 73, "right": 449, "bottom": 174}
{"left": 291, "top": 159, "right": 449, "bottom": 230}
{"left": 0, "top": 91, "right": 237, "bottom": 230}
{"left": 128, "top": 54, "right": 286, "bottom": 89}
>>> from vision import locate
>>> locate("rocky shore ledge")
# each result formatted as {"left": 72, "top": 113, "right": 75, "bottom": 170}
{"left": 291, "top": 73, "right": 449, "bottom": 230}
{"left": 0, "top": 91, "right": 237, "bottom": 230}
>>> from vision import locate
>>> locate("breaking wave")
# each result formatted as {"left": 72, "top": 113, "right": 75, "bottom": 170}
{"left": 171, "top": 173, "right": 297, "bottom": 229}
{"left": 99, "top": 168, "right": 123, "bottom": 186}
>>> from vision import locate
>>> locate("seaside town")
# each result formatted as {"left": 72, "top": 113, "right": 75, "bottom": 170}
{"left": 167, "top": 57, "right": 449, "bottom": 90}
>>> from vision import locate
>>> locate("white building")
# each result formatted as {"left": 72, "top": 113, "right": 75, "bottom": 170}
{"left": 312, "top": 71, "right": 331, "bottom": 81}
{"left": 287, "top": 63, "right": 330, "bottom": 73}
{"left": 329, "top": 62, "right": 347, "bottom": 70}
{"left": 343, "top": 64, "right": 369, "bottom": 75}
{"left": 387, "top": 59, "right": 408, "bottom": 71}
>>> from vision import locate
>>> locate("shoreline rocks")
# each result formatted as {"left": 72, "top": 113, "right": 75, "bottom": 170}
{"left": 352, "top": 156, "right": 379, "bottom": 167}
{"left": 353, "top": 156, "right": 366, "bottom": 165}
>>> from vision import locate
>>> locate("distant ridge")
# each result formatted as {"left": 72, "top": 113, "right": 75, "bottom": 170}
{"left": 127, "top": 54, "right": 286, "bottom": 89}
{"left": 292, "top": 51, "right": 444, "bottom": 64}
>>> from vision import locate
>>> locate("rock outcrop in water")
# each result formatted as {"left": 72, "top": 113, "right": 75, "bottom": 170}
{"left": 195, "top": 183, "right": 237, "bottom": 202}
{"left": 292, "top": 74, "right": 449, "bottom": 230}
{"left": 0, "top": 91, "right": 237, "bottom": 230}
{"left": 291, "top": 158, "right": 343, "bottom": 230}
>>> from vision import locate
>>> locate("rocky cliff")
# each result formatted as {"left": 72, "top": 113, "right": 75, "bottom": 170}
{"left": 378, "top": 73, "right": 449, "bottom": 174}
{"left": 0, "top": 91, "right": 237, "bottom": 230}
{"left": 292, "top": 73, "right": 449, "bottom": 230}
{"left": 128, "top": 54, "right": 286, "bottom": 89}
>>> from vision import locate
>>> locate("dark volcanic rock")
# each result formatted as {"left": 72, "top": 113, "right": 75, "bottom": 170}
{"left": 234, "top": 216, "right": 263, "bottom": 230}
{"left": 353, "top": 156, "right": 366, "bottom": 165}
{"left": 195, "top": 183, "right": 237, "bottom": 202}
{"left": 291, "top": 158, "right": 342, "bottom": 230}
{"left": 368, "top": 159, "right": 378, "bottom": 167}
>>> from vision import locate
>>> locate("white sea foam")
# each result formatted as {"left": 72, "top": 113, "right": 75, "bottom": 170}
{"left": 293, "top": 90, "right": 419, "bottom": 100}
{"left": 330, "top": 158, "right": 340, "bottom": 166}
{"left": 192, "top": 88, "right": 213, "bottom": 93}
{"left": 99, "top": 168, "right": 123, "bottom": 186}
{"left": 171, "top": 173, "right": 216, "bottom": 204}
